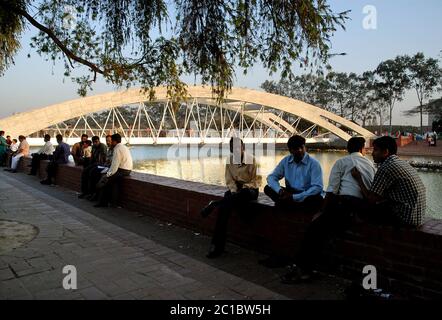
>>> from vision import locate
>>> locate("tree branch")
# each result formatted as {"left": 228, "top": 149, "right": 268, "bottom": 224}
{"left": 3, "top": 2, "right": 104, "bottom": 78}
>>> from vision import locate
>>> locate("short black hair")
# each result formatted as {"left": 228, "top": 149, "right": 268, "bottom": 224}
{"left": 92, "top": 136, "right": 100, "bottom": 142}
{"left": 12, "top": 139, "right": 17, "bottom": 143}
{"left": 44, "top": 134, "right": 51, "bottom": 141}
{"left": 85, "top": 140, "right": 92, "bottom": 146}
{"left": 287, "top": 135, "right": 306, "bottom": 150}
{"left": 111, "top": 133, "right": 122, "bottom": 143}
{"left": 347, "top": 137, "right": 366, "bottom": 153}
{"left": 0, "top": 131, "right": 4, "bottom": 135}
{"left": 105, "top": 135, "right": 112, "bottom": 139}
{"left": 18, "top": 135, "right": 25, "bottom": 140}
{"left": 81, "top": 134, "right": 88, "bottom": 139}
{"left": 373, "top": 136, "right": 397, "bottom": 155}
{"left": 229, "top": 137, "right": 244, "bottom": 153}
{"left": 56, "top": 134, "right": 63, "bottom": 141}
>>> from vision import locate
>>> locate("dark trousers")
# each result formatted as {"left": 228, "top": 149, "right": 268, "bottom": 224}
{"left": 97, "top": 169, "right": 131, "bottom": 206}
{"left": 46, "top": 162, "right": 59, "bottom": 182}
{"left": 30, "top": 153, "right": 52, "bottom": 175}
{"left": 80, "top": 164, "right": 102, "bottom": 195}
{"left": 263, "top": 185, "right": 323, "bottom": 213}
{"left": 211, "top": 188, "right": 259, "bottom": 251}
{"left": 295, "top": 195, "right": 363, "bottom": 272}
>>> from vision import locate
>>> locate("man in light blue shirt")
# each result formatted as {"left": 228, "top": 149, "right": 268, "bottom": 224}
{"left": 264, "top": 135, "right": 324, "bottom": 212}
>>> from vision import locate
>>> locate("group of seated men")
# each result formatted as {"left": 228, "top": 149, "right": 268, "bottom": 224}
{"left": 2, "top": 132, "right": 133, "bottom": 209}
{"left": 200, "top": 135, "right": 426, "bottom": 284}
{"left": 2, "top": 130, "right": 426, "bottom": 285}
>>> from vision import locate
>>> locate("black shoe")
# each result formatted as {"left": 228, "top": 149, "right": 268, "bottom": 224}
{"left": 200, "top": 201, "right": 217, "bottom": 218}
{"left": 3, "top": 168, "right": 11, "bottom": 172}
{"left": 87, "top": 194, "right": 99, "bottom": 201}
{"left": 78, "top": 193, "right": 88, "bottom": 199}
{"left": 10, "top": 170, "right": 17, "bottom": 173}
{"left": 94, "top": 203, "right": 108, "bottom": 208}
{"left": 258, "top": 256, "right": 291, "bottom": 268}
{"left": 40, "top": 180, "right": 52, "bottom": 185}
{"left": 28, "top": 172, "right": 36, "bottom": 176}
{"left": 206, "top": 245, "right": 224, "bottom": 259}
{"left": 280, "top": 267, "right": 312, "bottom": 284}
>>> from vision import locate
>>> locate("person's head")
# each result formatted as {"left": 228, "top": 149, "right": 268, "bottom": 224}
{"left": 44, "top": 134, "right": 51, "bottom": 142}
{"left": 347, "top": 137, "right": 366, "bottom": 155}
{"left": 111, "top": 133, "right": 122, "bottom": 147}
{"left": 287, "top": 135, "right": 306, "bottom": 163}
{"left": 81, "top": 134, "right": 88, "bottom": 143}
{"left": 92, "top": 136, "right": 100, "bottom": 146}
{"left": 84, "top": 140, "right": 92, "bottom": 147}
{"left": 105, "top": 135, "right": 112, "bottom": 147}
{"left": 56, "top": 134, "right": 63, "bottom": 144}
{"left": 372, "top": 136, "right": 397, "bottom": 164}
{"left": 0, "top": 131, "right": 4, "bottom": 136}
{"left": 18, "top": 135, "right": 25, "bottom": 142}
{"left": 12, "top": 139, "right": 17, "bottom": 144}
{"left": 6, "top": 135, "right": 10, "bottom": 140}
{"left": 229, "top": 137, "right": 245, "bottom": 160}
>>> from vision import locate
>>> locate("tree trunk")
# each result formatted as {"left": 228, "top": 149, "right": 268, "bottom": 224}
{"left": 389, "top": 105, "right": 393, "bottom": 135}
{"left": 420, "top": 104, "right": 423, "bottom": 135}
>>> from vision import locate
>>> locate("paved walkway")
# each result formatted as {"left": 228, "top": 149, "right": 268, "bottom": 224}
{"left": 0, "top": 171, "right": 349, "bottom": 300}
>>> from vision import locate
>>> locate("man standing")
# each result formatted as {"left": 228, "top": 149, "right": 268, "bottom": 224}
{"left": 264, "top": 135, "right": 324, "bottom": 212}
{"left": 29, "top": 134, "right": 54, "bottom": 175}
{"left": 78, "top": 136, "right": 108, "bottom": 198}
{"left": 95, "top": 134, "right": 132, "bottom": 207}
{"left": 5, "top": 135, "right": 30, "bottom": 173}
{"left": 40, "top": 135, "right": 70, "bottom": 185}
{"left": 200, "top": 137, "right": 261, "bottom": 258}
{"left": 352, "top": 136, "right": 426, "bottom": 227}
{"left": 279, "top": 137, "right": 376, "bottom": 284}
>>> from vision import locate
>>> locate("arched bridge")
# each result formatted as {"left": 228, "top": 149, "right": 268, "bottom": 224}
{"left": 0, "top": 86, "right": 375, "bottom": 145}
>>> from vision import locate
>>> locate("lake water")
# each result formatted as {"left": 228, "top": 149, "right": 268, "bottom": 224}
{"left": 130, "top": 145, "right": 442, "bottom": 220}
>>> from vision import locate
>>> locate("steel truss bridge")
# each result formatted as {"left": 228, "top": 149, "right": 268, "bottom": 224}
{"left": 0, "top": 86, "right": 375, "bottom": 146}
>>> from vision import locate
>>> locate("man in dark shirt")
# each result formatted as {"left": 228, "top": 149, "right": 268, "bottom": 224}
{"left": 352, "top": 136, "right": 426, "bottom": 226}
{"left": 78, "top": 136, "right": 108, "bottom": 198}
{"left": 40, "top": 134, "right": 70, "bottom": 185}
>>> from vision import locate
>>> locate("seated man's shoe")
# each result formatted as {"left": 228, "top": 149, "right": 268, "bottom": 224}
{"left": 78, "top": 193, "right": 88, "bottom": 199}
{"left": 94, "top": 203, "right": 108, "bottom": 208}
{"left": 3, "top": 168, "right": 11, "bottom": 172}
{"left": 10, "top": 170, "right": 17, "bottom": 173}
{"left": 259, "top": 256, "right": 291, "bottom": 268}
{"left": 280, "top": 267, "right": 312, "bottom": 284}
{"left": 28, "top": 172, "right": 36, "bottom": 176}
{"left": 200, "top": 201, "right": 217, "bottom": 218}
{"left": 40, "top": 179, "right": 52, "bottom": 185}
{"left": 206, "top": 245, "right": 224, "bottom": 259}
{"left": 87, "top": 194, "right": 99, "bottom": 201}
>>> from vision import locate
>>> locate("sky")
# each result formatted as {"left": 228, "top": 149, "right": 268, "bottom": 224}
{"left": 0, "top": 0, "right": 441, "bottom": 126}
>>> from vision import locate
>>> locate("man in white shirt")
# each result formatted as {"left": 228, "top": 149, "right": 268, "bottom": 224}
{"left": 5, "top": 136, "right": 30, "bottom": 173}
{"left": 95, "top": 133, "right": 133, "bottom": 208}
{"left": 281, "top": 137, "right": 376, "bottom": 284}
{"left": 29, "top": 134, "right": 54, "bottom": 175}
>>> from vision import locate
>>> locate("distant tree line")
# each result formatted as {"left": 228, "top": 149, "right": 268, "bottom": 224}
{"left": 261, "top": 52, "right": 442, "bottom": 134}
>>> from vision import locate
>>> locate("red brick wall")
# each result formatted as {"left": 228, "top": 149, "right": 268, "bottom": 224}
{"left": 17, "top": 157, "right": 442, "bottom": 299}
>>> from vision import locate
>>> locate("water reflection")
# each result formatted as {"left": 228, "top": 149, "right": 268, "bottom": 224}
{"left": 131, "top": 145, "right": 441, "bottom": 219}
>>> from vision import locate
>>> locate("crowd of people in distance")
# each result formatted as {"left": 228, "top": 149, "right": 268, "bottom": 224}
{"left": 1, "top": 131, "right": 133, "bottom": 208}
{"left": 0, "top": 129, "right": 427, "bottom": 285}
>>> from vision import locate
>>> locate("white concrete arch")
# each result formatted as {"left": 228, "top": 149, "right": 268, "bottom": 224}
{"left": 0, "top": 86, "right": 375, "bottom": 141}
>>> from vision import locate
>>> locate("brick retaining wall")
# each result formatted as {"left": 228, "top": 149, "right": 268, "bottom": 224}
{"left": 17, "top": 157, "right": 442, "bottom": 299}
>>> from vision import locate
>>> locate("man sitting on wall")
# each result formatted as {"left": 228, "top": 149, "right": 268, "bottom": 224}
{"left": 94, "top": 134, "right": 132, "bottom": 208}
{"left": 351, "top": 135, "right": 426, "bottom": 227}
{"left": 78, "top": 135, "right": 108, "bottom": 199}
{"left": 40, "top": 134, "right": 70, "bottom": 185}
{"left": 200, "top": 137, "right": 262, "bottom": 259}
{"left": 264, "top": 135, "right": 324, "bottom": 212}
{"left": 71, "top": 134, "right": 88, "bottom": 166}
{"left": 29, "top": 134, "right": 55, "bottom": 176}
{"left": 5, "top": 135, "right": 30, "bottom": 173}
{"left": 278, "top": 137, "right": 377, "bottom": 283}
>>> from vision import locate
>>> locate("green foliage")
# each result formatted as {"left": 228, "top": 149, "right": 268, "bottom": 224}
{"left": 0, "top": 0, "right": 349, "bottom": 101}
